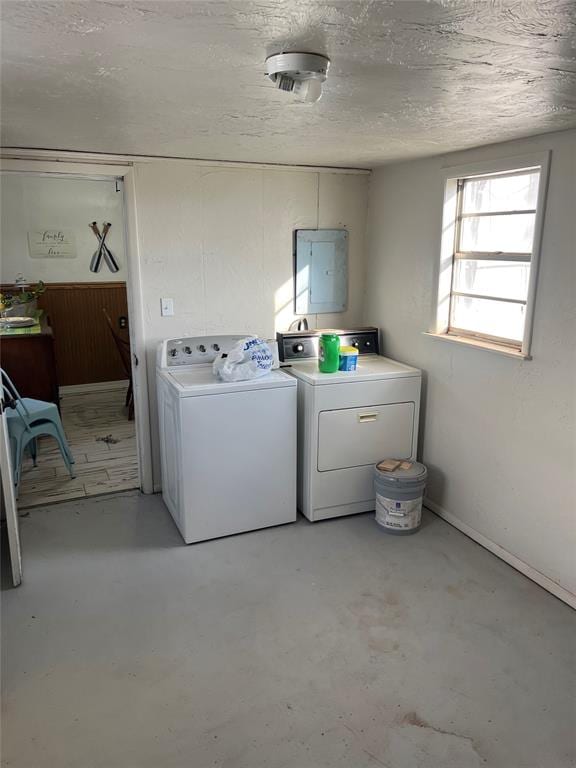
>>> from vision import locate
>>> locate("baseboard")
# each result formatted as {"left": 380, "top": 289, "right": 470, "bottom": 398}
{"left": 59, "top": 379, "right": 129, "bottom": 395}
{"left": 424, "top": 497, "right": 576, "bottom": 610}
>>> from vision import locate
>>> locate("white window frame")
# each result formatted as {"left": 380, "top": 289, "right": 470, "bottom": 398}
{"left": 428, "top": 151, "right": 550, "bottom": 359}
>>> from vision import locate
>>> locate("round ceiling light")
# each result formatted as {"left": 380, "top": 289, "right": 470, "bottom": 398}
{"left": 265, "top": 52, "right": 330, "bottom": 103}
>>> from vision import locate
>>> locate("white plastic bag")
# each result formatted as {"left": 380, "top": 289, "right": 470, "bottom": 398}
{"left": 213, "top": 336, "right": 274, "bottom": 382}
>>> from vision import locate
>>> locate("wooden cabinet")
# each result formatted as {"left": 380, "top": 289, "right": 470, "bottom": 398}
{"left": 1, "top": 314, "right": 60, "bottom": 404}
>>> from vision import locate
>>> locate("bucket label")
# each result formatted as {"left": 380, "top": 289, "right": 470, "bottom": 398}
{"left": 376, "top": 494, "right": 422, "bottom": 531}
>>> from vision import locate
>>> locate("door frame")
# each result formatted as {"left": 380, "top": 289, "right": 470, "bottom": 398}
{"left": 1, "top": 408, "right": 22, "bottom": 586}
{"left": 0, "top": 158, "right": 154, "bottom": 494}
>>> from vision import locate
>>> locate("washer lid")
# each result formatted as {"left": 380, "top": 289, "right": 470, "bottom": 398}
{"left": 163, "top": 367, "right": 296, "bottom": 397}
{"left": 282, "top": 355, "right": 420, "bottom": 385}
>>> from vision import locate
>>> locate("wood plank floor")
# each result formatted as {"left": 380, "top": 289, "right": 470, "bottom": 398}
{"left": 18, "top": 387, "right": 138, "bottom": 509}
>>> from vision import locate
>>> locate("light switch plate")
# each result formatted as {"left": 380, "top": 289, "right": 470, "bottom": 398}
{"left": 161, "top": 298, "right": 174, "bottom": 317}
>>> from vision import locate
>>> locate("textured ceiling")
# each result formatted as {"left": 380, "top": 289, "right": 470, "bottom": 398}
{"left": 1, "top": 0, "right": 575, "bottom": 168}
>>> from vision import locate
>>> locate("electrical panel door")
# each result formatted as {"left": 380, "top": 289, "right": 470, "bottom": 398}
{"left": 294, "top": 229, "right": 348, "bottom": 314}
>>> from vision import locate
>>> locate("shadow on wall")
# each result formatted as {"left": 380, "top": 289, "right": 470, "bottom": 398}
{"left": 275, "top": 277, "right": 295, "bottom": 331}
{"left": 381, "top": 327, "right": 431, "bottom": 483}
{"left": 424, "top": 462, "right": 447, "bottom": 508}
{"left": 276, "top": 275, "right": 310, "bottom": 332}
{"left": 417, "top": 369, "right": 428, "bottom": 466}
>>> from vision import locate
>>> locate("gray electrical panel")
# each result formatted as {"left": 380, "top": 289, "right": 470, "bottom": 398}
{"left": 294, "top": 229, "right": 348, "bottom": 315}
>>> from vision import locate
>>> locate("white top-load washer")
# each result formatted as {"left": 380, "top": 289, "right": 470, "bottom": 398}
{"left": 276, "top": 327, "right": 421, "bottom": 522}
{"left": 156, "top": 336, "right": 297, "bottom": 544}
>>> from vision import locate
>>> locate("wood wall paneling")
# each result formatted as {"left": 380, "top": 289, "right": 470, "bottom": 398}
{"left": 2, "top": 282, "right": 129, "bottom": 386}
{"left": 0, "top": 314, "right": 59, "bottom": 403}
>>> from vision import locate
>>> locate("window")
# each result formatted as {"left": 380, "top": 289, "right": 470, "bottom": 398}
{"left": 433, "top": 153, "right": 549, "bottom": 358}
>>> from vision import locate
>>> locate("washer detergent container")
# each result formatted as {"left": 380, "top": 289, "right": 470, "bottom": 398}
{"left": 318, "top": 333, "right": 340, "bottom": 373}
{"left": 339, "top": 346, "right": 358, "bottom": 371}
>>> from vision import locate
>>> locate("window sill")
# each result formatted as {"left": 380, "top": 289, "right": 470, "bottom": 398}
{"left": 423, "top": 332, "right": 531, "bottom": 360}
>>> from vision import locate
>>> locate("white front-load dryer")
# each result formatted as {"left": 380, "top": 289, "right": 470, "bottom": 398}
{"left": 276, "top": 327, "right": 421, "bottom": 521}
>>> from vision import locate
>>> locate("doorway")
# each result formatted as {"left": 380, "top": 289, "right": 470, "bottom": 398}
{"left": 0, "top": 170, "right": 143, "bottom": 508}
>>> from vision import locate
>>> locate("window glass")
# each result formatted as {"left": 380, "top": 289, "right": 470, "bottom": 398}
{"left": 460, "top": 213, "right": 535, "bottom": 253}
{"left": 462, "top": 172, "right": 539, "bottom": 214}
{"left": 453, "top": 260, "right": 530, "bottom": 301}
{"left": 440, "top": 160, "right": 546, "bottom": 353}
{"left": 450, "top": 296, "right": 525, "bottom": 342}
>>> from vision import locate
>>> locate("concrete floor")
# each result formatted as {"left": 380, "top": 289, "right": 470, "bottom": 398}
{"left": 2, "top": 492, "right": 575, "bottom": 768}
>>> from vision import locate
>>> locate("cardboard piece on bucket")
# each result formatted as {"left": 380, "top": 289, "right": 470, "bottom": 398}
{"left": 377, "top": 459, "right": 414, "bottom": 472}
{"left": 377, "top": 459, "right": 402, "bottom": 472}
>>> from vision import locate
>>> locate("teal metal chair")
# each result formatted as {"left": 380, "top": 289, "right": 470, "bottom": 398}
{"left": 1, "top": 369, "right": 75, "bottom": 493}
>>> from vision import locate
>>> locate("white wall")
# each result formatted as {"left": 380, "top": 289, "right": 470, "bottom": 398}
{"left": 364, "top": 129, "right": 576, "bottom": 600}
{"left": 132, "top": 162, "right": 369, "bottom": 486}
{"left": 0, "top": 174, "right": 126, "bottom": 283}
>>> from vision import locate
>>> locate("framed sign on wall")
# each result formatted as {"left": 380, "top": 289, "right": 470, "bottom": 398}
{"left": 27, "top": 229, "right": 77, "bottom": 259}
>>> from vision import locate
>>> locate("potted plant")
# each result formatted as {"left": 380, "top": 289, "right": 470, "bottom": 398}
{"left": 0, "top": 281, "right": 46, "bottom": 318}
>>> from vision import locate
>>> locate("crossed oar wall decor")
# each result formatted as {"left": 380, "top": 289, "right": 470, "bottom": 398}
{"left": 89, "top": 222, "right": 119, "bottom": 273}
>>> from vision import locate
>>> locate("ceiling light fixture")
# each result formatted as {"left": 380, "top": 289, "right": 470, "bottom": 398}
{"left": 265, "top": 52, "right": 330, "bottom": 104}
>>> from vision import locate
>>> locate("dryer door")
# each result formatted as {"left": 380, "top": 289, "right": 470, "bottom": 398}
{"left": 317, "top": 402, "right": 415, "bottom": 471}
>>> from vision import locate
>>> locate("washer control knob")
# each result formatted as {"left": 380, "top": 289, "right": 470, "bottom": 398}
{"left": 212, "top": 343, "right": 220, "bottom": 352}
{"left": 365, "top": 340, "right": 372, "bottom": 348}
{"left": 352, "top": 339, "right": 359, "bottom": 348}
{"left": 293, "top": 343, "right": 304, "bottom": 354}
{"left": 168, "top": 348, "right": 178, "bottom": 357}
{"left": 198, "top": 344, "right": 206, "bottom": 353}
{"left": 183, "top": 346, "right": 192, "bottom": 355}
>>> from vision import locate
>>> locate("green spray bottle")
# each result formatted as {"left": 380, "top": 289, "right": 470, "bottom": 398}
{"left": 318, "top": 333, "right": 340, "bottom": 373}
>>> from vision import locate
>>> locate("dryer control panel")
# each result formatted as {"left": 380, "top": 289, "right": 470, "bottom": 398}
{"left": 276, "top": 327, "right": 379, "bottom": 362}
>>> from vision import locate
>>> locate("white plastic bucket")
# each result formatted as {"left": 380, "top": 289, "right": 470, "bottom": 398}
{"left": 374, "top": 461, "right": 427, "bottom": 535}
